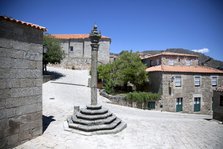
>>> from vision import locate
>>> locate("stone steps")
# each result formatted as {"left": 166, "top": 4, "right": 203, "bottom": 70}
{"left": 68, "top": 117, "right": 122, "bottom": 132}
{"left": 80, "top": 108, "right": 108, "bottom": 115}
{"left": 64, "top": 120, "right": 127, "bottom": 136}
{"left": 66, "top": 104, "right": 127, "bottom": 135}
{"left": 71, "top": 114, "right": 117, "bottom": 125}
{"left": 91, "top": 120, "right": 127, "bottom": 135}
{"left": 76, "top": 111, "right": 112, "bottom": 120}
{"left": 86, "top": 104, "right": 102, "bottom": 110}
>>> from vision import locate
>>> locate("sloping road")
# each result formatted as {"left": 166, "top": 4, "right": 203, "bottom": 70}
{"left": 16, "top": 67, "right": 223, "bottom": 149}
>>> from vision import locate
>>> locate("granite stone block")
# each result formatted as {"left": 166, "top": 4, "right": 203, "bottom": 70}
{"left": 0, "top": 18, "right": 43, "bottom": 148}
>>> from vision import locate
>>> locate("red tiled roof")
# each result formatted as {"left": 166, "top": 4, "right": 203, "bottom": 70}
{"left": 110, "top": 55, "right": 118, "bottom": 58}
{"left": 146, "top": 65, "right": 223, "bottom": 74}
{"left": 0, "top": 16, "right": 47, "bottom": 31}
{"left": 143, "top": 52, "right": 198, "bottom": 59}
{"left": 139, "top": 53, "right": 152, "bottom": 59}
{"left": 51, "top": 34, "right": 110, "bottom": 40}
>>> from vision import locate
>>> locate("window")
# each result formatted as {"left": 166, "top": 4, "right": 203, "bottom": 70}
{"left": 156, "top": 59, "right": 160, "bottom": 65}
{"left": 194, "top": 75, "right": 201, "bottom": 86}
{"left": 220, "top": 96, "right": 223, "bottom": 106}
{"left": 175, "top": 76, "right": 181, "bottom": 87}
{"left": 211, "top": 76, "right": 218, "bottom": 86}
{"left": 186, "top": 60, "right": 191, "bottom": 66}
{"left": 168, "top": 59, "right": 174, "bottom": 65}
{"left": 150, "top": 60, "right": 153, "bottom": 67}
{"left": 169, "top": 86, "right": 171, "bottom": 95}
{"left": 70, "top": 46, "right": 73, "bottom": 51}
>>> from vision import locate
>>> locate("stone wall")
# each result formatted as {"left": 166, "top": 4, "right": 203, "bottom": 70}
{"left": 142, "top": 56, "right": 161, "bottom": 67}
{"left": 0, "top": 19, "right": 43, "bottom": 148}
{"left": 161, "top": 73, "right": 223, "bottom": 114}
{"left": 213, "top": 91, "right": 223, "bottom": 121}
{"left": 58, "top": 39, "right": 110, "bottom": 70}
{"left": 142, "top": 55, "right": 198, "bottom": 67}
{"left": 100, "top": 90, "right": 127, "bottom": 106}
{"left": 99, "top": 90, "right": 160, "bottom": 110}
{"left": 161, "top": 56, "right": 198, "bottom": 66}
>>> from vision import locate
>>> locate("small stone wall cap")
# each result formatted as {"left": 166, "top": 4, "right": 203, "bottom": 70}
{"left": 0, "top": 16, "right": 47, "bottom": 31}
{"left": 215, "top": 86, "right": 223, "bottom": 92}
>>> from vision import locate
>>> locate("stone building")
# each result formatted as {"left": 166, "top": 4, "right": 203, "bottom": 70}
{"left": 109, "top": 54, "right": 118, "bottom": 63}
{"left": 0, "top": 16, "right": 46, "bottom": 148}
{"left": 213, "top": 86, "right": 223, "bottom": 121}
{"left": 52, "top": 34, "right": 111, "bottom": 69}
{"left": 144, "top": 52, "right": 223, "bottom": 114}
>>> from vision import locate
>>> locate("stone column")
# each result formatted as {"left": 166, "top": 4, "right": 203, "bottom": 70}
{"left": 89, "top": 25, "right": 101, "bottom": 105}
{"left": 90, "top": 43, "right": 99, "bottom": 105}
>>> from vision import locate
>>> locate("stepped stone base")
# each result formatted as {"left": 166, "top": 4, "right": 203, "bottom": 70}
{"left": 64, "top": 105, "right": 127, "bottom": 135}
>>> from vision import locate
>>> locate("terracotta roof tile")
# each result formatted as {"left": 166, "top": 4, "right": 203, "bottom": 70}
{"left": 146, "top": 65, "right": 163, "bottom": 72}
{"left": 146, "top": 65, "right": 223, "bottom": 74}
{"left": 51, "top": 34, "right": 110, "bottom": 40}
{"left": 110, "top": 55, "right": 118, "bottom": 58}
{"left": 139, "top": 53, "right": 152, "bottom": 59}
{"left": 0, "top": 16, "right": 47, "bottom": 31}
{"left": 143, "top": 52, "right": 198, "bottom": 59}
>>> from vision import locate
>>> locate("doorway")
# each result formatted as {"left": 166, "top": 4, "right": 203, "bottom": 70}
{"left": 148, "top": 101, "right": 155, "bottom": 110}
{"left": 194, "top": 97, "right": 201, "bottom": 112}
{"left": 176, "top": 98, "right": 183, "bottom": 112}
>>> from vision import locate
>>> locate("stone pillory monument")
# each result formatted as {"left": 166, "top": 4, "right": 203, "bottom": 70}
{"left": 65, "top": 25, "right": 127, "bottom": 135}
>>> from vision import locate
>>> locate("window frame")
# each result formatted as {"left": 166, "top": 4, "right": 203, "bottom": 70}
{"left": 175, "top": 76, "right": 181, "bottom": 87}
{"left": 194, "top": 75, "right": 201, "bottom": 87}
{"left": 150, "top": 60, "right": 153, "bottom": 67}
{"left": 168, "top": 59, "right": 174, "bottom": 66}
{"left": 70, "top": 46, "right": 73, "bottom": 52}
{"left": 156, "top": 59, "right": 160, "bottom": 65}
{"left": 176, "top": 97, "right": 183, "bottom": 105}
{"left": 185, "top": 60, "right": 191, "bottom": 66}
{"left": 210, "top": 76, "right": 218, "bottom": 86}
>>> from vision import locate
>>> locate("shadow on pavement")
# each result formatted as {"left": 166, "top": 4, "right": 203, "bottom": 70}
{"left": 42, "top": 115, "right": 56, "bottom": 133}
{"left": 204, "top": 118, "right": 212, "bottom": 121}
{"left": 50, "top": 82, "right": 87, "bottom": 87}
{"left": 43, "top": 71, "right": 65, "bottom": 83}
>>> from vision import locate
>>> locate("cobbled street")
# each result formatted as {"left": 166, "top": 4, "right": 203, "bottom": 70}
{"left": 16, "top": 67, "right": 223, "bottom": 149}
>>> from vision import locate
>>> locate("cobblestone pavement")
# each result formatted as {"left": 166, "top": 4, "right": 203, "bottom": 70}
{"left": 15, "top": 67, "right": 223, "bottom": 149}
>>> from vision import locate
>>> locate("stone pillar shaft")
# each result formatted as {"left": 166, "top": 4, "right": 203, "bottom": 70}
{"left": 91, "top": 43, "right": 99, "bottom": 105}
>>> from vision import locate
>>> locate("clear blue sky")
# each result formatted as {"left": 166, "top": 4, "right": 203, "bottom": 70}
{"left": 1, "top": 0, "right": 223, "bottom": 61}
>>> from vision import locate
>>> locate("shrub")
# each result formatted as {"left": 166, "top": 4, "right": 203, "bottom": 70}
{"left": 126, "top": 92, "right": 160, "bottom": 103}
{"left": 104, "top": 79, "right": 114, "bottom": 94}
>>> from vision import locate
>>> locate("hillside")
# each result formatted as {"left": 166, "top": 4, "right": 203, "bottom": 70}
{"left": 142, "top": 48, "right": 223, "bottom": 70}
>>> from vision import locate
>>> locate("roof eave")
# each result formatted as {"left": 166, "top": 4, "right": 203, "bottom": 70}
{"left": 0, "top": 16, "right": 47, "bottom": 31}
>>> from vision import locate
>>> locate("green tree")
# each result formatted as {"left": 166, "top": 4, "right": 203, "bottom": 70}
{"left": 98, "top": 63, "right": 115, "bottom": 94}
{"left": 43, "top": 35, "right": 65, "bottom": 73}
{"left": 113, "top": 51, "right": 147, "bottom": 90}
{"left": 98, "top": 51, "right": 147, "bottom": 93}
